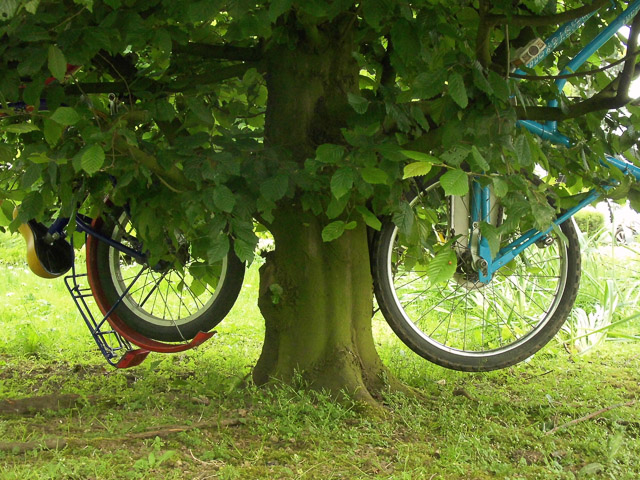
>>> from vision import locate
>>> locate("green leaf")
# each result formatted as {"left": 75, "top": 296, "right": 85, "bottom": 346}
{"left": 391, "top": 19, "right": 420, "bottom": 62}
{"left": 189, "top": 278, "right": 206, "bottom": 297}
{"left": 80, "top": 144, "right": 105, "bottom": 174}
{"left": 185, "top": 97, "right": 214, "bottom": 126}
{"left": 441, "top": 145, "right": 471, "bottom": 167}
{"left": 316, "top": 144, "right": 346, "bottom": 164}
{"left": 401, "top": 150, "right": 438, "bottom": 163}
{"left": 299, "top": 0, "right": 328, "bottom": 18}
{"left": 269, "top": 0, "right": 293, "bottom": 21}
{"left": 2, "top": 123, "right": 40, "bottom": 134}
{"left": 492, "top": 177, "right": 509, "bottom": 197}
{"left": 260, "top": 174, "right": 289, "bottom": 202}
{"left": 471, "top": 146, "right": 490, "bottom": 171}
{"left": 412, "top": 69, "right": 447, "bottom": 99}
{"left": 448, "top": 73, "right": 468, "bottom": 109}
{"left": 393, "top": 201, "right": 414, "bottom": 236}
{"left": 150, "top": 100, "right": 176, "bottom": 122}
{"left": 326, "top": 194, "right": 349, "bottom": 219}
{"left": 234, "top": 239, "right": 255, "bottom": 263}
{"left": 257, "top": 196, "right": 276, "bottom": 223}
{"left": 0, "top": 1, "right": 19, "bottom": 19}
{"left": 20, "top": 164, "right": 42, "bottom": 189}
{"left": 213, "top": 185, "right": 236, "bottom": 213}
{"left": 0, "top": 145, "right": 14, "bottom": 163}
{"left": 43, "top": 119, "right": 63, "bottom": 146}
{"left": 514, "top": 135, "right": 532, "bottom": 166}
{"left": 356, "top": 205, "right": 382, "bottom": 231}
{"left": 403, "top": 162, "right": 432, "bottom": 179}
{"left": 50, "top": 107, "right": 80, "bottom": 126}
{"left": 427, "top": 248, "right": 457, "bottom": 285}
{"left": 73, "top": 0, "right": 94, "bottom": 12}
{"left": 207, "top": 235, "right": 230, "bottom": 263}
{"left": 479, "top": 222, "right": 500, "bottom": 257}
{"left": 29, "top": 152, "right": 52, "bottom": 164}
{"left": 440, "top": 169, "right": 469, "bottom": 196}
{"left": 472, "top": 64, "right": 493, "bottom": 95}
{"left": 488, "top": 71, "right": 510, "bottom": 102}
{"left": 411, "top": 105, "right": 431, "bottom": 131}
{"left": 344, "top": 221, "right": 357, "bottom": 231}
{"left": 361, "top": 167, "right": 388, "bottom": 185}
{"left": 0, "top": 200, "right": 14, "bottom": 226}
{"left": 187, "top": 1, "right": 219, "bottom": 22}
{"left": 16, "top": 191, "right": 44, "bottom": 222}
{"left": 22, "top": 80, "right": 42, "bottom": 108}
{"left": 330, "top": 167, "right": 355, "bottom": 199}
{"left": 47, "top": 45, "right": 66, "bottom": 82}
{"left": 322, "top": 221, "right": 346, "bottom": 242}
{"left": 362, "top": 0, "right": 387, "bottom": 28}
{"left": 347, "top": 93, "right": 370, "bottom": 114}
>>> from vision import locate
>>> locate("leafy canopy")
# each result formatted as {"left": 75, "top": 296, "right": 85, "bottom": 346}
{"left": 1, "top": 0, "right": 639, "bottom": 262}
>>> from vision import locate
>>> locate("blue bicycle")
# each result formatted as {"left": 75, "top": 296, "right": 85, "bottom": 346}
{"left": 371, "top": 0, "right": 640, "bottom": 371}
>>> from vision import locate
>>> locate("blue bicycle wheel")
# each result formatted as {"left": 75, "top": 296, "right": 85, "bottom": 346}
{"left": 372, "top": 179, "right": 581, "bottom": 371}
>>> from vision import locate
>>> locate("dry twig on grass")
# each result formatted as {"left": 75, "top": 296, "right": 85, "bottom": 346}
{"left": 545, "top": 400, "right": 637, "bottom": 435}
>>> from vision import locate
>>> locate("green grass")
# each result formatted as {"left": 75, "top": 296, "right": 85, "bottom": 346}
{"left": 0, "top": 230, "right": 639, "bottom": 479}
{"left": 562, "top": 228, "right": 640, "bottom": 349}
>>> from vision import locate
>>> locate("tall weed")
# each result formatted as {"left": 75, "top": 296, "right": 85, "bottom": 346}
{"left": 561, "top": 224, "right": 640, "bottom": 349}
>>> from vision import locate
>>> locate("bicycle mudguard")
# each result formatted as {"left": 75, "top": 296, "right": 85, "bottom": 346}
{"left": 15, "top": 213, "right": 73, "bottom": 279}
{"left": 83, "top": 213, "right": 219, "bottom": 354}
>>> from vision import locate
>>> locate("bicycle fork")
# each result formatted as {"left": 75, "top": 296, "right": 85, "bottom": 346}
{"left": 464, "top": 155, "right": 640, "bottom": 285}
{"left": 450, "top": 182, "right": 497, "bottom": 282}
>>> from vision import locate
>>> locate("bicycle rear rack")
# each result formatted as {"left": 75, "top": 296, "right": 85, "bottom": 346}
{"left": 64, "top": 259, "right": 150, "bottom": 368}
{"left": 63, "top": 241, "right": 216, "bottom": 368}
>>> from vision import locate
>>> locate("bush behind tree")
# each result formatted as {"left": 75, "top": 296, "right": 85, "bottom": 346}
{"left": 574, "top": 209, "right": 606, "bottom": 235}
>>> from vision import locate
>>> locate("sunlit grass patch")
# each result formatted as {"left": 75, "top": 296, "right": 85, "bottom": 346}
{"left": 0, "top": 228, "right": 639, "bottom": 479}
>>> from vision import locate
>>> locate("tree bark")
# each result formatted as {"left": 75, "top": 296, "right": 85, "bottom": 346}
{"left": 253, "top": 18, "right": 402, "bottom": 404}
{"left": 254, "top": 207, "right": 393, "bottom": 403}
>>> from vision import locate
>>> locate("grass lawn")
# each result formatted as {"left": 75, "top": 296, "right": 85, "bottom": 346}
{"left": 0, "top": 231, "right": 638, "bottom": 479}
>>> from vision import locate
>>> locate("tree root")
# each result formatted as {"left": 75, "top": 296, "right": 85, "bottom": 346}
{"left": 0, "top": 418, "right": 246, "bottom": 454}
{"left": 0, "top": 394, "right": 97, "bottom": 415}
{"left": 0, "top": 438, "right": 67, "bottom": 454}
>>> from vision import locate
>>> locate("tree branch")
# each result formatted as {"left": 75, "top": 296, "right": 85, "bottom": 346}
{"left": 172, "top": 62, "right": 265, "bottom": 90}
{"left": 616, "top": 10, "right": 640, "bottom": 99}
{"left": 93, "top": 52, "right": 139, "bottom": 82}
{"left": 476, "top": 0, "right": 494, "bottom": 68}
{"left": 516, "top": 19, "right": 640, "bottom": 123}
{"left": 63, "top": 62, "right": 265, "bottom": 95}
{"left": 487, "top": 0, "right": 610, "bottom": 27}
{"left": 515, "top": 95, "right": 630, "bottom": 120}
{"left": 379, "top": 36, "right": 396, "bottom": 90}
{"left": 113, "top": 137, "right": 190, "bottom": 191}
{"left": 173, "top": 42, "right": 263, "bottom": 62}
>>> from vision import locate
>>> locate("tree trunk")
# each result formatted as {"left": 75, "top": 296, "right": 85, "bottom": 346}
{"left": 253, "top": 19, "right": 402, "bottom": 403}
{"left": 255, "top": 206, "right": 397, "bottom": 403}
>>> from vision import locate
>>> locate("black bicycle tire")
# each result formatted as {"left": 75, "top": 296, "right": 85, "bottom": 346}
{"left": 86, "top": 211, "right": 245, "bottom": 342}
{"left": 372, "top": 182, "right": 581, "bottom": 372}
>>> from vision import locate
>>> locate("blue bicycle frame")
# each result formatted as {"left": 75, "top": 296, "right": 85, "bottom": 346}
{"left": 473, "top": 0, "right": 640, "bottom": 283}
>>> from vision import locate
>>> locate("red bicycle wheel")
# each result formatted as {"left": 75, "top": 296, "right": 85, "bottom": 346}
{"left": 86, "top": 210, "right": 245, "bottom": 342}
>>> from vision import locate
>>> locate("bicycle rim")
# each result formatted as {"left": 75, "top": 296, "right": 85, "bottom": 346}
{"left": 106, "top": 214, "right": 223, "bottom": 332}
{"left": 379, "top": 181, "right": 573, "bottom": 366}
